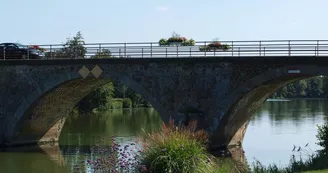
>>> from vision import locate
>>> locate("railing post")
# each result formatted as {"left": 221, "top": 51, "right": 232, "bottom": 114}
{"left": 204, "top": 42, "right": 207, "bottom": 57}
{"left": 166, "top": 48, "right": 168, "bottom": 58}
{"left": 214, "top": 46, "right": 216, "bottom": 56}
{"left": 119, "top": 48, "right": 121, "bottom": 57}
{"left": 50, "top": 45, "right": 52, "bottom": 59}
{"left": 238, "top": 47, "right": 240, "bottom": 57}
{"left": 259, "top": 41, "right": 262, "bottom": 56}
{"left": 176, "top": 45, "right": 178, "bottom": 58}
{"left": 264, "top": 47, "right": 266, "bottom": 56}
{"left": 3, "top": 47, "right": 5, "bottom": 60}
{"left": 317, "top": 40, "right": 319, "bottom": 56}
{"left": 124, "top": 43, "right": 127, "bottom": 58}
{"left": 288, "top": 41, "right": 291, "bottom": 56}
{"left": 231, "top": 41, "right": 234, "bottom": 56}
{"left": 150, "top": 43, "right": 153, "bottom": 58}
{"left": 99, "top": 44, "right": 102, "bottom": 58}
{"left": 189, "top": 47, "right": 192, "bottom": 57}
{"left": 142, "top": 48, "right": 144, "bottom": 58}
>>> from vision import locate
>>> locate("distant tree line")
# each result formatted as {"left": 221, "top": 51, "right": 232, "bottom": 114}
{"left": 76, "top": 82, "right": 152, "bottom": 113}
{"left": 272, "top": 76, "right": 328, "bottom": 99}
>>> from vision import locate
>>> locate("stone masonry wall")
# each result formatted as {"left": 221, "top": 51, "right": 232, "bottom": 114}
{"left": 1, "top": 58, "right": 327, "bottom": 149}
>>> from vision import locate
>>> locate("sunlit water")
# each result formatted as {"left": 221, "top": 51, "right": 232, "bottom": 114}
{"left": 0, "top": 99, "right": 327, "bottom": 172}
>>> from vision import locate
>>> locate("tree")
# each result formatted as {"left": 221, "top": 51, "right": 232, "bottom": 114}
{"left": 316, "top": 122, "right": 328, "bottom": 154}
{"left": 295, "top": 80, "right": 307, "bottom": 97}
{"left": 91, "top": 49, "right": 112, "bottom": 59}
{"left": 50, "top": 31, "right": 87, "bottom": 59}
{"left": 77, "top": 82, "right": 115, "bottom": 113}
{"left": 114, "top": 84, "right": 129, "bottom": 98}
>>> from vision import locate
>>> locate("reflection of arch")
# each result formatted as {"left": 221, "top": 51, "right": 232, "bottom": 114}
{"left": 211, "top": 65, "right": 328, "bottom": 148}
{"left": 13, "top": 69, "right": 167, "bottom": 145}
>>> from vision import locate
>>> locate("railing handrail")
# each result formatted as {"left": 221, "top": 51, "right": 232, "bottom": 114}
{"left": 2, "top": 39, "right": 328, "bottom": 59}
{"left": 26, "top": 39, "right": 328, "bottom": 47}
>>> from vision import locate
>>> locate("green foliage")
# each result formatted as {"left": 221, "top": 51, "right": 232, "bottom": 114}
{"left": 139, "top": 119, "right": 220, "bottom": 173}
{"left": 272, "top": 76, "right": 327, "bottom": 99}
{"left": 110, "top": 99, "right": 123, "bottom": 109}
{"left": 159, "top": 38, "right": 168, "bottom": 46}
{"left": 158, "top": 32, "right": 195, "bottom": 46}
{"left": 316, "top": 123, "right": 328, "bottom": 154}
{"left": 77, "top": 82, "right": 114, "bottom": 113}
{"left": 91, "top": 49, "right": 112, "bottom": 59}
{"left": 251, "top": 144, "right": 328, "bottom": 173}
{"left": 199, "top": 42, "right": 231, "bottom": 52}
{"left": 61, "top": 31, "right": 87, "bottom": 58}
{"left": 122, "top": 98, "right": 132, "bottom": 108}
{"left": 76, "top": 82, "right": 152, "bottom": 112}
{"left": 181, "top": 38, "right": 196, "bottom": 46}
{"left": 252, "top": 160, "right": 292, "bottom": 173}
{"left": 46, "top": 31, "right": 87, "bottom": 59}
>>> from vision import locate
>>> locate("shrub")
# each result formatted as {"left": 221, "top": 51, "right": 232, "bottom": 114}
{"left": 158, "top": 32, "right": 195, "bottom": 46}
{"left": 159, "top": 38, "right": 168, "bottom": 46}
{"left": 138, "top": 118, "right": 218, "bottom": 173}
{"left": 316, "top": 123, "right": 328, "bottom": 154}
{"left": 199, "top": 41, "right": 231, "bottom": 52}
{"left": 77, "top": 82, "right": 114, "bottom": 113}
{"left": 123, "top": 98, "right": 132, "bottom": 108}
{"left": 250, "top": 144, "right": 328, "bottom": 173}
{"left": 110, "top": 99, "right": 123, "bottom": 109}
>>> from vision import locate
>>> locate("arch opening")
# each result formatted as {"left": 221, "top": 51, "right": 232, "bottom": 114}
{"left": 210, "top": 65, "right": 328, "bottom": 150}
{"left": 12, "top": 74, "right": 166, "bottom": 146}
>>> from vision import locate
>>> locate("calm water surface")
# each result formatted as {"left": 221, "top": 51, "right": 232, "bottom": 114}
{"left": 0, "top": 99, "right": 327, "bottom": 172}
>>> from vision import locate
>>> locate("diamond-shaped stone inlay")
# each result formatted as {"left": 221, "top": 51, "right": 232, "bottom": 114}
{"left": 78, "top": 65, "right": 90, "bottom": 78}
{"left": 91, "top": 65, "right": 103, "bottom": 78}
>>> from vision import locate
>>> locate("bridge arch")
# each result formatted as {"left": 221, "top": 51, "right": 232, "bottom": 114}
{"left": 11, "top": 66, "right": 167, "bottom": 145}
{"left": 210, "top": 65, "right": 328, "bottom": 149}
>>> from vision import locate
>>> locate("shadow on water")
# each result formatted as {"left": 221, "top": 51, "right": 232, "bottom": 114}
{"left": 0, "top": 144, "right": 69, "bottom": 173}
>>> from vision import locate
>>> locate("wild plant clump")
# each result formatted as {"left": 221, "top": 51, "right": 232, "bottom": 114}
{"left": 73, "top": 118, "right": 239, "bottom": 173}
{"left": 138, "top": 118, "right": 219, "bottom": 173}
{"left": 316, "top": 123, "right": 328, "bottom": 154}
{"left": 73, "top": 137, "right": 145, "bottom": 173}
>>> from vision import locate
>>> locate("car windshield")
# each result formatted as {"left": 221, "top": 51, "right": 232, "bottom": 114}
{"left": 15, "top": 43, "right": 27, "bottom": 49}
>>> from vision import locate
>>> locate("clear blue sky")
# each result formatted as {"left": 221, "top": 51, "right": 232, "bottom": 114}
{"left": 1, "top": 0, "right": 328, "bottom": 44}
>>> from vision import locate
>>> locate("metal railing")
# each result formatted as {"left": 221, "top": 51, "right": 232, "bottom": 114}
{"left": 2, "top": 40, "right": 328, "bottom": 59}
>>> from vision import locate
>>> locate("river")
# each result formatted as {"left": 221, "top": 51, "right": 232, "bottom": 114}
{"left": 0, "top": 99, "right": 327, "bottom": 173}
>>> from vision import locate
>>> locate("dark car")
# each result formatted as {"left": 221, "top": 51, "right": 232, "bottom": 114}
{"left": 0, "top": 43, "right": 45, "bottom": 59}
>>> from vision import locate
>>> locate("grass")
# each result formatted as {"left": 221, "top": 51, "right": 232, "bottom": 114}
{"left": 138, "top": 118, "right": 215, "bottom": 173}
{"left": 138, "top": 118, "right": 243, "bottom": 173}
{"left": 304, "top": 169, "right": 328, "bottom": 173}
{"left": 303, "top": 170, "right": 328, "bottom": 173}
{"left": 251, "top": 145, "right": 328, "bottom": 173}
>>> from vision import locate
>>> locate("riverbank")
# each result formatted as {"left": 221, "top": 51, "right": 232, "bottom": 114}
{"left": 305, "top": 170, "right": 328, "bottom": 173}
{"left": 269, "top": 98, "right": 328, "bottom": 100}
{"left": 73, "top": 97, "right": 153, "bottom": 114}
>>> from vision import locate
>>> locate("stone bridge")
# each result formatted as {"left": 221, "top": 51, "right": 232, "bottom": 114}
{"left": 0, "top": 57, "right": 327, "bottom": 153}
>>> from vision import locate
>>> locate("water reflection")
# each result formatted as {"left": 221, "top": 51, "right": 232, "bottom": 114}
{"left": 1, "top": 100, "right": 327, "bottom": 172}
{"left": 0, "top": 144, "right": 69, "bottom": 173}
{"left": 244, "top": 99, "right": 328, "bottom": 167}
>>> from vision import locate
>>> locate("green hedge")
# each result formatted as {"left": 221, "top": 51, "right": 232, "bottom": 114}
{"left": 110, "top": 99, "right": 123, "bottom": 109}
{"left": 110, "top": 98, "right": 132, "bottom": 109}
{"left": 122, "top": 98, "right": 132, "bottom": 108}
